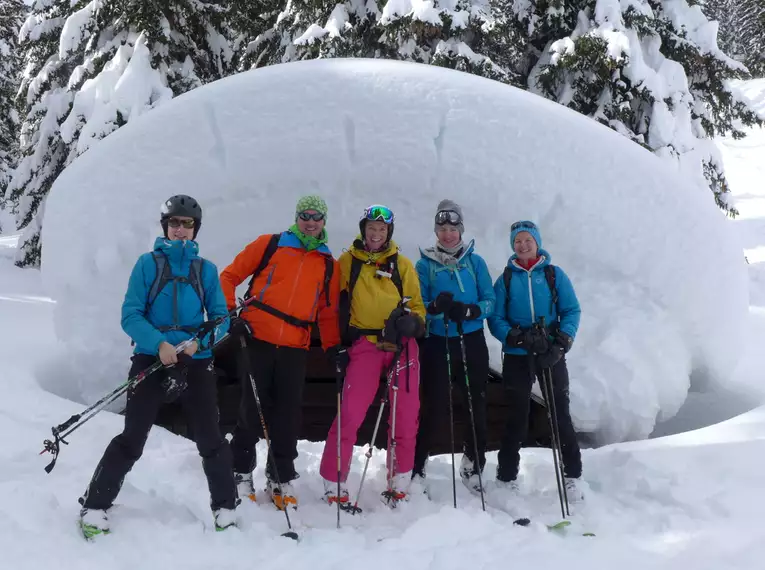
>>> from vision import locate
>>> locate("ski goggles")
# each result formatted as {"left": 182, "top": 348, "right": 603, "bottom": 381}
{"left": 435, "top": 210, "right": 462, "bottom": 226}
{"left": 511, "top": 221, "right": 537, "bottom": 232}
{"left": 167, "top": 218, "right": 196, "bottom": 229}
{"left": 298, "top": 211, "right": 325, "bottom": 222}
{"left": 362, "top": 205, "right": 395, "bottom": 224}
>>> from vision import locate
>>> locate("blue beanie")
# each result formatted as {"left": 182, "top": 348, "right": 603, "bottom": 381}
{"left": 510, "top": 221, "right": 542, "bottom": 251}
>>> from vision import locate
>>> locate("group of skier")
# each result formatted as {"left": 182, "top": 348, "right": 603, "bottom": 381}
{"left": 77, "top": 193, "right": 583, "bottom": 537}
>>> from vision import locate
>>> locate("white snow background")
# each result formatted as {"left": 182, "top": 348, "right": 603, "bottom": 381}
{"left": 40, "top": 58, "right": 747, "bottom": 444}
{"left": 0, "top": 61, "right": 764, "bottom": 570}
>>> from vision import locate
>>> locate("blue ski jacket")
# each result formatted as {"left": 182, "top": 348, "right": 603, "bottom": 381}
{"left": 415, "top": 239, "right": 496, "bottom": 338}
{"left": 487, "top": 249, "right": 580, "bottom": 355}
{"left": 121, "top": 237, "right": 230, "bottom": 359}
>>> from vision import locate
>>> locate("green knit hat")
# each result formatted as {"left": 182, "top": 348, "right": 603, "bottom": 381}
{"left": 295, "top": 195, "right": 328, "bottom": 221}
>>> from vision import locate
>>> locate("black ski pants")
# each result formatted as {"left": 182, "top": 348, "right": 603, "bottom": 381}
{"left": 414, "top": 329, "right": 489, "bottom": 476}
{"left": 497, "top": 353, "right": 582, "bottom": 481}
{"left": 81, "top": 354, "right": 237, "bottom": 511}
{"left": 230, "top": 337, "right": 307, "bottom": 483}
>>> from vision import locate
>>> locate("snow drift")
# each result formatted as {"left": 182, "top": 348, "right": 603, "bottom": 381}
{"left": 41, "top": 58, "right": 748, "bottom": 443}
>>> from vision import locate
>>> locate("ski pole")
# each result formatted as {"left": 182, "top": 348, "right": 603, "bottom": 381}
{"left": 239, "top": 335, "right": 299, "bottom": 541}
{"left": 456, "top": 321, "right": 485, "bottom": 512}
{"left": 40, "top": 297, "right": 253, "bottom": 473}
{"left": 444, "top": 314, "right": 457, "bottom": 509}
{"left": 543, "top": 365, "right": 570, "bottom": 516}
{"left": 383, "top": 345, "right": 402, "bottom": 504}
{"left": 334, "top": 348, "right": 347, "bottom": 528}
{"left": 534, "top": 352, "right": 566, "bottom": 519}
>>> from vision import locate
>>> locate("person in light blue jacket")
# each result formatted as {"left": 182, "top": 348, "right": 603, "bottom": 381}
{"left": 413, "top": 199, "right": 495, "bottom": 494}
{"left": 78, "top": 195, "right": 237, "bottom": 539}
{"left": 487, "top": 220, "right": 584, "bottom": 502}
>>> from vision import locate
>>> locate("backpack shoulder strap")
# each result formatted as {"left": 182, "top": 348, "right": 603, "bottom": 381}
{"left": 347, "top": 255, "right": 364, "bottom": 300}
{"left": 464, "top": 253, "right": 477, "bottom": 283}
{"left": 389, "top": 253, "right": 404, "bottom": 299}
{"left": 544, "top": 264, "right": 558, "bottom": 307}
{"left": 322, "top": 256, "right": 334, "bottom": 307}
{"left": 147, "top": 251, "right": 172, "bottom": 308}
{"left": 188, "top": 258, "right": 205, "bottom": 306}
{"left": 245, "top": 234, "right": 281, "bottom": 299}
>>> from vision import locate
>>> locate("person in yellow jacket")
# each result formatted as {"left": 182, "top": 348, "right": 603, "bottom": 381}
{"left": 319, "top": 204, "right": 425, "bottom": 507}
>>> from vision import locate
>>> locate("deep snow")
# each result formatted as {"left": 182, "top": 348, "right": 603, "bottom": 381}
{"left": 41, "top": 58, "right": 747, "bottom": 444}
{"left": 2, "top": 247, "right": 765, "bottom": 569}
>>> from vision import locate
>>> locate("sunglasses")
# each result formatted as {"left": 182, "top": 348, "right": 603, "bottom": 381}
{"left": 363, "top": 205, "right": 395, "bottom": 224}
{"left": 511, "top": 221, "right": 537, "bottom": 231}
{"left": 298, "top": 211, "right": 325, "bottom": 222}
{"left": 435, "top": 210, "right": 462, "bottom": 226}
{"left": 167, "top": 218, "right": 196, "bottom": 229}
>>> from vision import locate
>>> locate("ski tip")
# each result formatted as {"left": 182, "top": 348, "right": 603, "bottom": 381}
{"left": 582, "top": 532, "right": 596, "bottom": 537}
{"left": 513, "top": 518, "right": 531, "bottom": 526}
{"left": 547, "top": 520, "right": 572, "bottom": 530}
{"left": 281, "top": 531, "right": 299, "bottom": 541}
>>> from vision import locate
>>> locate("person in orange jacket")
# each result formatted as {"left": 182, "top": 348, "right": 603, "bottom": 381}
{"left": 219, "top": 195, "right": 341, "bottom": 510}
{"left": 319, "top": 204, "right": 426, "bottom": 507}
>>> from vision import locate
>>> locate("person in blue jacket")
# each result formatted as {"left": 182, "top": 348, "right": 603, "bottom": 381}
{"left": 413, "top": 199, "right": 495, "bottom": 494}
{"left": 78, "top": 195, "right": 237, "bottom": 538}
{"left": 487, "top": 220, "right": 583, "bottom": 501}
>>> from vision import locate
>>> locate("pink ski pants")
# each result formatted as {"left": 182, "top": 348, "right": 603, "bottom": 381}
{"left": 319, "top": 337, "right": 420, "bottom": 482}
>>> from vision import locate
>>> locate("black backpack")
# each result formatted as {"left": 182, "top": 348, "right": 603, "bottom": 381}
{"left": 339, "top": 250, "right": 404, "bottom": 343}
{"left": 145, "top": 251, "right": 206, "bottom": 334}
{"left": 503, "top": 264, "right": 558, "bottom": 315}
{"left": 243, "top": 233, "right": 334, "bottom": 328}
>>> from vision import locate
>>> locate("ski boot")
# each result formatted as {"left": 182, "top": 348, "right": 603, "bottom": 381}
{"left": 381, "top": 471, "right": 411, "bottom": 508}
{"left": 564, "top": 477, "right": 585, "bottom": 503}
{"left": 213, "top": 507, "right": 238, "bottom": 531}
{"left": 459, "top": 455, "right": 485, "bottom": 496}
{"left": 265, "top": 479, "right": 297, "bottom": 511}
{"left": 322, "top": 477, "right": 350, "bottom": 507}
{"left": 79, "top": 508, "right": 109, "bottom": 540}
{"left": 235, "top": 472, "right": 256, "bottom": 503}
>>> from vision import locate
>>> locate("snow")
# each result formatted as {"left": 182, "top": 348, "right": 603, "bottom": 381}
{"left": 40, "top": 58, "right": 747, "bottom": 444}
{"left": 2, "top": 241, "right": 765, "bottom": 567}
{"left": 1, "top": 75, "right": 765, "bottom": 570}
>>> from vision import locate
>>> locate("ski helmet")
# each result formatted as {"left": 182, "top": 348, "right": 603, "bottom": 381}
{"left": 160, "top": 194, "right": 202, "bottom": 239}
{"left": 359, "top": 204, "right": 395, "bottom": 244}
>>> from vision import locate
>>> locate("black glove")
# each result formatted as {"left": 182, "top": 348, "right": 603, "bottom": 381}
{"left": 394, "top": 314, "right": 422, "bottom": 339}
{"left": 327, "top": 345, "right": 350, "bottom": 375}
{"left": 527, "top": 326, "right": 549, "bottom": 354}
{"left": 229, "top": 316, "right": 253, "bottom": 339}
{"left": 447, "top": 302, "right": 481, "bottom": 323}
{"left": 506, "top": 326, "right": 530, "bottom": 349}
{"left": 555, "top": 330, "right": 574, "bottom": 353}
{"left": 536, "top": 343, "right": 564, "bottom": 369}
{"left": 427, "top": 292, "right": 454, "bottom": 316}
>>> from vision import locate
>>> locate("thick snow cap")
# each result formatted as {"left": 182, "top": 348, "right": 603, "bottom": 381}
{"left": 41, "top": 59, "right": 748, "bottom": 443}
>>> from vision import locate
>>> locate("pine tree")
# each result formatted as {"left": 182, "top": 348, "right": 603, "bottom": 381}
{"left": 738, "top": 0, "right": 765, "bottom": 75}
{"left": 9, "top": 0, "right": 234, "bottom": 267}
{"left": 233, "top": 0, "right": 514, "bottom": 82}
{"left": 528, "top": 0, "right": 762, "bottom": 216}
{"left": 0, "top": 0, "right": 26, "bottom": 233}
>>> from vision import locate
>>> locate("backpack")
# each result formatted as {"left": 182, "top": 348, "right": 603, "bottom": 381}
{"left": 503, "top": 264, "right": 558, "bottom": 316}
{"left": 146, "top": 251, "right": 206, "bottom": 334}
{"left": 339, "top": 252, "right": 404, "bottom": 343}
{"left": 243, "top": 233, "right": 334, "bottom": 328}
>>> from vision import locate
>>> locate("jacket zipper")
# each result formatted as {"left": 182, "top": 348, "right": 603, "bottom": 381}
{"left": 279, "top": 252, "right": 306, "bottom": 343}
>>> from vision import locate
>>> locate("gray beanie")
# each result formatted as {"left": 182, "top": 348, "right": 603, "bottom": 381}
{"left": 434, "top": 199, "right": 465, "bottom": 235}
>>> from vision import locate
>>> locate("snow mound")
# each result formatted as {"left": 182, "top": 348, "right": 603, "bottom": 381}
{"left": 41, "top": 58, "right": 747, "bottom": 443}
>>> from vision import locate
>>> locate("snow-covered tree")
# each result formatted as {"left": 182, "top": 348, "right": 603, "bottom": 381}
{"left": 0, "top": 0, "right": 26, "bottom": 233}
{"left": 737, "top": 0, "right": 765, "bottom": 75}
{"left": 527, "top": 0, "right": 762, "bottom": 216}
{"left": 8, "top": 0, "right": 234, "bottom": 267}
{"left": 234, "top": 0, "right": 515, "bottom": 82}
